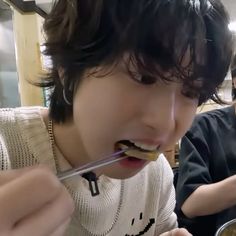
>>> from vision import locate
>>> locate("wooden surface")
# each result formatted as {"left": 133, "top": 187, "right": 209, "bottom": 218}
{"left": 13, "top": 10, "right": 44, "bottom": 106}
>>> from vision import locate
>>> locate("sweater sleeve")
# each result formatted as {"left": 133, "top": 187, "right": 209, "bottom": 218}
{"left": 0, "top": 109, "right": 14, "bottom": 170}
{"left": 0, "top": 134, "right": 11, "bottom": 170}
{"left": 155, "top": 156, "right": 178, "bottom": 235}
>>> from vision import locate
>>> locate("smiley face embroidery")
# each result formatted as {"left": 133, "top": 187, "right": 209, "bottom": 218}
{"left": 125, "top": 212, "right": 155, "bottom": 236}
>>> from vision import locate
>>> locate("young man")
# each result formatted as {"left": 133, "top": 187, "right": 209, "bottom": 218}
{"left": 0, "top": 0, "right": 233, "bottom": 235}
{"left": 176, "top": 61, "right": 236, "bottom": 236}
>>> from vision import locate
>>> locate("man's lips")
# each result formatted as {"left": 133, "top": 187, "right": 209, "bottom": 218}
{"left": 118, "top": 139, "right": 161, "bottom": 148}
{"left": 115, "top": 141, "right": 160, "bottom": 161}
{"left": 118, "top": 156, "right": 147, "bottom": 169}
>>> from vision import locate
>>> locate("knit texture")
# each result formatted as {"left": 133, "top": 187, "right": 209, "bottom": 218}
{"left": 0, "top": 107, "right": 177, "bottom": 236}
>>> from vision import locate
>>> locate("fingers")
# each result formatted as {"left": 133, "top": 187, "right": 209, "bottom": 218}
{"left": 0, "top": 167, "right": 74, "bottom": 230}
{"left": 0, "top": 167, "right": 58, "bottom": 226}
{"left": 0, "top": 166, "right": 37, "bottom": 186}
{"left": 13, "top": 186, "right": 74, "bottom": 236}
{"left": 160, "top": 228, "right": 192, "bottom": 236}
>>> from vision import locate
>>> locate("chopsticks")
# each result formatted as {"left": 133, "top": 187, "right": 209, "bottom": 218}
{"left": 57, "top": 148, "right": 131, "bottom": 181}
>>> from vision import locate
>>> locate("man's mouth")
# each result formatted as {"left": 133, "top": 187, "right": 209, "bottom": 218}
{"left": 115, "top": 140, "right": 160, "bottom": 161}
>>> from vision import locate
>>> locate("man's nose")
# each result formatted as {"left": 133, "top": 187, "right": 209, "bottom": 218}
{"left": 140, "top": 91, "right": 176, "bottom": 136}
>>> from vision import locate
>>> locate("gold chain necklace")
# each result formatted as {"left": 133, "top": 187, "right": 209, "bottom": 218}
{"left": 47, "top": 119, "right": 125, "bottom": 236}
{"left": 48, "top": 119, "right": 61, "bottom": 172}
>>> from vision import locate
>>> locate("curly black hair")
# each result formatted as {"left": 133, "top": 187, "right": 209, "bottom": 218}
{"left": 40, "top": 0, "right": 234, "bottom": 122}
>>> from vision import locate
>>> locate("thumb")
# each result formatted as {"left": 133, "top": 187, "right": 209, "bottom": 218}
{"left": 0, "top": 165, "right": 48, "bottom": 186}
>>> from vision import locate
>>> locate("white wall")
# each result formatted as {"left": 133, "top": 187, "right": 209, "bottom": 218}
{"left": 0, "top": 71, "right": 20, "bottom": 107}
{"left": 222, "top": 0, "right": 236, "bottom": 21}
{"left": 0, "top": 8, "right": 17, "bottom": 72}
{"left": 0, "top": 6, "right": 20, "bottom": 107}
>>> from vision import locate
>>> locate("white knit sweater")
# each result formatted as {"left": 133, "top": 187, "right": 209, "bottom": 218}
{"left": 0, "top": 107, "right": 177, "bottom": 236}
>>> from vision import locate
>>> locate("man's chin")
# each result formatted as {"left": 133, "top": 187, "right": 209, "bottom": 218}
{"left": 103, "top": 168, "right": 142, "bottom": 180}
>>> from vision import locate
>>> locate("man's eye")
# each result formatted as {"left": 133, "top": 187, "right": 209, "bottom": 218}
{"left": 140, "top": 76, "right": 157, "bottom": 85}
{"left": 181, "top": 89, "right": 200, "bottom": 100}
{"left": 132, "top": 74, "right": 157, "bottom": 85}
{"left": 181, "top": 82, "right": 203, "bottom": 100}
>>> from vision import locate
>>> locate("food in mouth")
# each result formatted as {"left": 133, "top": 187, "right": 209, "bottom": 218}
{"left": 116, "top": 140, "right": 160, "bottom": 161}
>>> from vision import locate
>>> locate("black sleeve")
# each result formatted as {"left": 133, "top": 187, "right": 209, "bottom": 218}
{"left": 175, "top": 116, "right": 213, "bottom": 210}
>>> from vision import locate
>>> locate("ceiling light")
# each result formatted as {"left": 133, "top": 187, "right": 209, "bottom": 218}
{"left": 228, "top": 21, "right": 236, "bottom": 32}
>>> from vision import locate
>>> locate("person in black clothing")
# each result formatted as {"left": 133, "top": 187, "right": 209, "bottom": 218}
{"left": 232, "top": 65, "right": 236, "bottom": 100}
{"left": 175, "top": 68, "right": 236, "bottom": 236}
